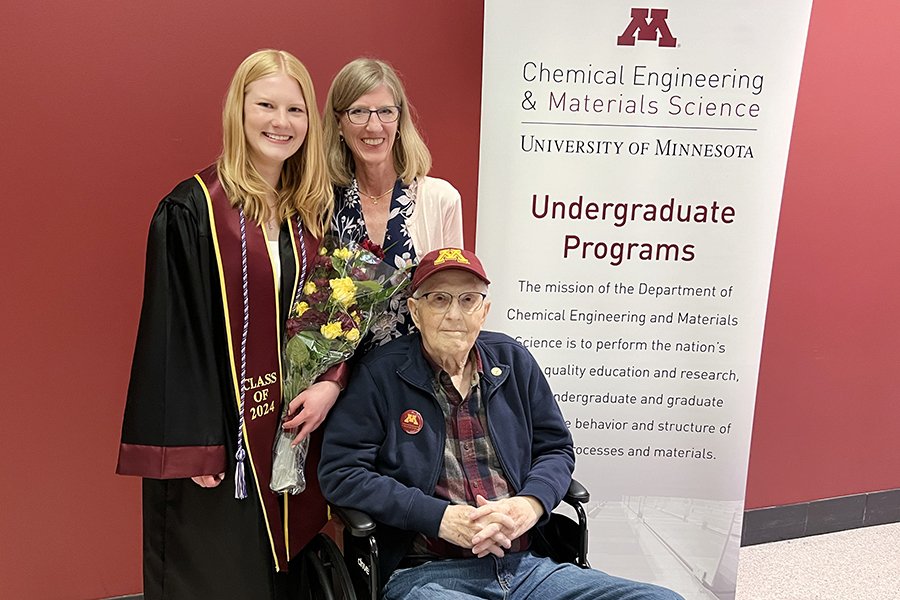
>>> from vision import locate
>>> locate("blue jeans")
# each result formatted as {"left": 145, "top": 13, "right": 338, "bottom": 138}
{"left": 382, "top": 552, "right": 684, "bottom": 600}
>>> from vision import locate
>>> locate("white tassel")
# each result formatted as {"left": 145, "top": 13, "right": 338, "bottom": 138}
{"left": 235, "top": 459, "right": 248, "bottom": 499}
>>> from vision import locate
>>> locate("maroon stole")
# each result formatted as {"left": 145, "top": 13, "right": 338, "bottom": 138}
{"left": 196, "top": 165, "right": 326, "bottom": 571}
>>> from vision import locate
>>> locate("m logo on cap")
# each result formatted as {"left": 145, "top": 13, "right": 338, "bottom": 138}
{"left": 617, "top": 8, "right": 677, "bottom": 47}
{"left": 411, "top": 247, "right": 490, "bottom": 292}
{"left": 434, "top": 249, "right": 470, "bottom": 266}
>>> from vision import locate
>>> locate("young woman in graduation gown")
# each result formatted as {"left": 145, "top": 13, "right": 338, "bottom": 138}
{"left": 116, "top": 49, "right": 346, "bottom": 600}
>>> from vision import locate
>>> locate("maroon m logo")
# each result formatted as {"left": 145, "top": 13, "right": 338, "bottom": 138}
{"left": 617, "top": 8, "right": 677, "bottom": 47}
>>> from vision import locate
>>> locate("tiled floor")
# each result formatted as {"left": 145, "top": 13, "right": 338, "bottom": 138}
{"left": 735, "top": 522, "right": 900, "bottom": 600}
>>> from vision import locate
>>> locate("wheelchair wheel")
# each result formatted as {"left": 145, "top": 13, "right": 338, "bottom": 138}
{"left": 302, "top": 533, "right": 357, "bottom": 600}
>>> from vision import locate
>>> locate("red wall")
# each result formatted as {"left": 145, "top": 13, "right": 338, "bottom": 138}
{"left": 746, "top": 0, "right": 900, "bottom": 507}
{"left": 0, "top": 1, "right": 897, "bottom": 597}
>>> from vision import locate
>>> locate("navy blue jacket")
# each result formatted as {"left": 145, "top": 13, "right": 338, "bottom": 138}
{"left": 318, "top": 331, "right": 575, "bottom": 580}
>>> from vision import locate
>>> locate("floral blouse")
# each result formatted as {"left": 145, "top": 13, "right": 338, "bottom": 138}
{"left": 332, "top": 177, "right": 420, "bottom": 353}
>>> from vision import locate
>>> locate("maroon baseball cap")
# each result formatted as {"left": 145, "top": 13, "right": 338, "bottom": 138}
{"left": 411, "top": 248, "right": 491, "bottom": 292}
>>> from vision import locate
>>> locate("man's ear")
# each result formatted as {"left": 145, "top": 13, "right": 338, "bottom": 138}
{"left": 480, "top": 299, "right": 491, "bottom": 325}
{"left": 408, "top": 296, "right": 421, "bottom": 328}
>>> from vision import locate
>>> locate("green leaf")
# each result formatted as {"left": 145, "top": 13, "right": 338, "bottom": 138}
{"left": 286, "top": 335, "right": 310, "bottom": 366}
{"left": 355, "top": 280, "right": 384, "bottom": 295}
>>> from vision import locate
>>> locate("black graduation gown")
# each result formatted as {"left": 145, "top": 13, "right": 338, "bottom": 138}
{"left": 117, "top": 176, "right": 331, "bottom": 600}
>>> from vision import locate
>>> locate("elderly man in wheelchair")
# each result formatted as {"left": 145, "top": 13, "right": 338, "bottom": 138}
{"left": 319, "top": 248, "right": 683, "bottom": 600}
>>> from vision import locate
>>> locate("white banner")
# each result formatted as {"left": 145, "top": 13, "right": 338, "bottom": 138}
{"left": 476, "top": 2, "right": 812, "bottom": 598}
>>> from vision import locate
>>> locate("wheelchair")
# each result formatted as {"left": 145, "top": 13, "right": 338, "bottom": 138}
{"left": 300, "top": 479, "right": 590, "bottom": 600}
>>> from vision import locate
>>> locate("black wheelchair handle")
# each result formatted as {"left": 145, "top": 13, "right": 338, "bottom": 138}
{"left": 332, "top": 505, "right": 377, "bottom": 537}
{"left": 565, "top": 479, "right": 590, "bottom": 504}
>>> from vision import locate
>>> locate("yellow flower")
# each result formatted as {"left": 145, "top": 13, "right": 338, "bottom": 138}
{"left": 329, "top": 277, "right": 357, "bottom": 307}
{"left": 319, "top": 247, "right": 327, "bottom": 255}
{"left": 351, "top": 310, "right": 361, "bottom": 324}
{"left": 303, "top": 281, "right": 317, "bottom": 295}
{"left": 293, "top": 301, "right": 309, "bottom": 317}
{"left": 344, "top": 328, "right": 360, "bottom": 342}
{"left": 332, "top": 247, "right": 353, "bottom": 261}
{"left": 320, "top": 321, "right": 343, "bottom": 339}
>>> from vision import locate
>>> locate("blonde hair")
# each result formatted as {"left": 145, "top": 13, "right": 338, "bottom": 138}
{"left": 217, "top": 49, "right": 332, "bottom": 237}
{"left": 324, "top": 58, "right": 432, "bottom": 187}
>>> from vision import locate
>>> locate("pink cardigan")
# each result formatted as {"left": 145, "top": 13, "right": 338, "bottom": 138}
{"left": 407, "top": 176, "right": 465, "bottom": 253}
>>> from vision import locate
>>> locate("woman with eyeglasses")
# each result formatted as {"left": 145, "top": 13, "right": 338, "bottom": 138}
{"left": 324, "top": 58, "right": 464, "bottom": 352}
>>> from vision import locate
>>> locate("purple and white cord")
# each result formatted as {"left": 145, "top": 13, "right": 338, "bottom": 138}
{"left": 234, "top": 210, "right": 249, "bottom": 500}
{"left": 294, "top": 216, "right": 307, "bottom": 302}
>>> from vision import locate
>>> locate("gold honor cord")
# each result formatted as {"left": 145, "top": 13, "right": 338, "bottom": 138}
{"left": 281, "top": 215, "right": 308, "bottom": 560}
{"left": 196, "top": 173, "right": 282, "bottom": 572}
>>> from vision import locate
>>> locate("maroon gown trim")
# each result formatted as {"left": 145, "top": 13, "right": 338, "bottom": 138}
{"left": 116, "top": 443, "right": 227, "bottom": 479}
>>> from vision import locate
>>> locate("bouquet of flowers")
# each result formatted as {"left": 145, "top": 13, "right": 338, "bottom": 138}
{"left": 271, "top": 237, "right": 410, "bottom": 494}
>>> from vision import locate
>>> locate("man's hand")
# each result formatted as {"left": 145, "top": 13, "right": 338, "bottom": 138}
{"left": 438, "top": 504, "right": 480, "bottom": 548}
{"left": 439, "top": 503, "right": 516, "bottom": 558}
{"left": 282, "top": 380, "right": 342, "bottom": 445}
{"left": 191, "top": 473, "right": 225, "bottom": 488}
{"left": 470, "top": 495, "right": 543, "bottom": 555}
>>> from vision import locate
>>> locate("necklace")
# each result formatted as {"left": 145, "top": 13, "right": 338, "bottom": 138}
{"left": 265, "top": 218, "right": 281, "bottom": 239}
{"left": 264, "top": 198, "right": 280, "bottom": 232}
{"left": 359, "top": 186, "right": 393, "bottom": 205}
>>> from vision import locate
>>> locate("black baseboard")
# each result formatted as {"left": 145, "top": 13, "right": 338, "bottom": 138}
{"left": 741, "top": 487, "right": 900, "bottom": 546}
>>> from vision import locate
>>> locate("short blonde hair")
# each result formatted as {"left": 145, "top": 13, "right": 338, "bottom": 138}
{"left": 324, "top": 58, "right": 432, "bottom": 187}
{"left": 217, "top": 49, "right": 332, "bottom": 237}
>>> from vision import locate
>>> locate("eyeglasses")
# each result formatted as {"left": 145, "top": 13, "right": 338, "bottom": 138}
{"left": 413, "top": 291, "right": 487, "bottom": 314}
{"left": 344, "top": 106, "right": 401, "bottom": 125}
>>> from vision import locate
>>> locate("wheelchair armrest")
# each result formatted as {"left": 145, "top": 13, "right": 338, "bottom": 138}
{"left": 564, "top": 478, "right": 590, "bottom": 504}
{"left": 331, "top": 505, "right": 377, "bottom": 538}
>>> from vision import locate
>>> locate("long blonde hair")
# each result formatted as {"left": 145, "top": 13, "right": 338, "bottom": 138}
{"left": 217, "top": 49, "right": 332, "bottom": 237}
{"left": 324, "top": 58, "right": 432, "bottom": 187}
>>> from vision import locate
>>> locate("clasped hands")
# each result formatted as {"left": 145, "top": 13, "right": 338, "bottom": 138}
{"left": 438, "top": 495, "right": 544, "bottom": 558}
